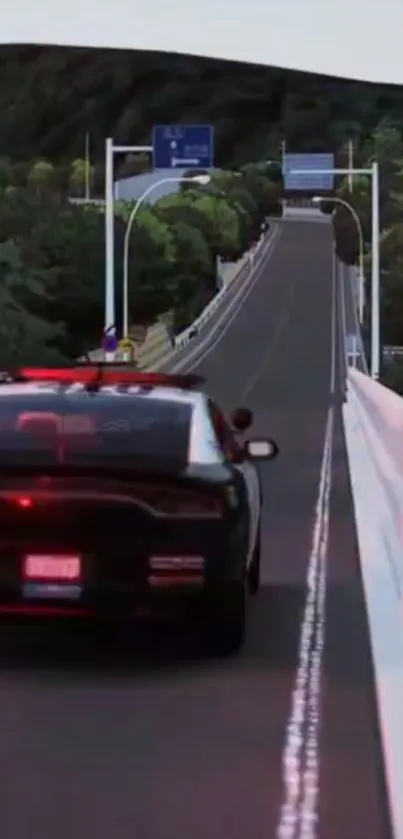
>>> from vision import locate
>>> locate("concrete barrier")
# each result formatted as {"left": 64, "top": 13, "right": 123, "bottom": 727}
{"left": 343, "top": 368, "right": 403, "bottom": 839}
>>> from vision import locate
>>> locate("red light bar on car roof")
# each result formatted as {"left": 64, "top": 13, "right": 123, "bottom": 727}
{"left": 18, "top": 368, "right": 205, "bottom": 389}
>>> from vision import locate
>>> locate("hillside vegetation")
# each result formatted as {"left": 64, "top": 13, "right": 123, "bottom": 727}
{"left": 0, "top": 45, "right": 403, "bottom": 370}
{"left": 1, "top": 46, "right": 403, "bottom": 167}
{"left": 324, "top": 121, "right": 403, "bottom": 391}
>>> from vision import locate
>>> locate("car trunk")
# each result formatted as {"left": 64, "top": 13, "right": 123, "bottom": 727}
{"left": 0, "top": 473, "right": 228, "bottom": 613}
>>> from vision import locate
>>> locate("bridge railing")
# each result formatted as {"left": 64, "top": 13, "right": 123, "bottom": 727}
{"left": 343, "top": 365, "right": 403, "bottom": 839}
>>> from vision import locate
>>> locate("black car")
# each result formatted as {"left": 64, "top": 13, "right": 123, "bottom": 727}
{"left": 0, "top": 366, "right": 279, "bottom": 655}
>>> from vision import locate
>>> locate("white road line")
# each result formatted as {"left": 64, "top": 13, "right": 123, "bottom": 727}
{"left": 171, "top": 227, "right": 282, "bottom": 373}
{"left": 277, "top": 236, "right": 337, "bottom": 839}
{"left": 339, "top": 260, "right": 348, "bottom": 383}
{"left": 329, "top": 247, "right": 337, "bottom": 397}
{"left": 298, "top": 407, "right": 334, "bottom": 839}
{"left": 276, "top": 407, "right": 334, "bottom": 839}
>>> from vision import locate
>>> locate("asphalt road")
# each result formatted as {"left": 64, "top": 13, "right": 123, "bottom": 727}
{"left": 0, "top": 220, "right": 391, "bottom": 839}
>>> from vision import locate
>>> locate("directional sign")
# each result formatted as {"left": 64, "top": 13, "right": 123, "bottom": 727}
{"left": 283, "top": 153, "right": 335, "bottom": 191}
{"left": 152, "top": 125, "right": 214, "bottom": 170}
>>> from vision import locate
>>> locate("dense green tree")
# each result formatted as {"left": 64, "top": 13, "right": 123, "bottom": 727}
{"left": 0, "top": 156, "right": 13, "bottom": 190}
{"left": 114, "top": 203, "right": 178, "bottom": 329}
{"left": 69, "top": 158, "right": 94, "bottom": 197}
{"left": 3, "top": 45, "right": 403, "bottom": 168}
{"left": 167, "top": 222, "right": 216, "bottom": 332}
{"left": 27, "top": 161, "right": 55, "bottom": 195}
{"left": 0, "top": 162, "right": 282, "bottom": 355}
{"left": 2, "top": 47, "right": 403, "bottom": 368}
{"left": 326, "top": 120, "right": 403, "bottom": 384}
{"left": 190, "top": 193, "right": 242, "bottom": 260}
{"left": 0, "top": 239, "right": 66, "bottom": 366}
{"left": 155, "top": 193, "right": 215, "bottom": 249}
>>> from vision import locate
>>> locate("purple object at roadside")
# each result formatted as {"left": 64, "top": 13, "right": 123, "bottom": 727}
{"left": 102, "top": 332, "right": 118, "bottom": 353}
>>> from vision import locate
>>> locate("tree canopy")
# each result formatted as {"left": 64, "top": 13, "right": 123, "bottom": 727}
{"left": 323, "top": 119, "right": 403, "bottom": 392}
{"left": 1, "top": 45, "right": 403, "bottom": 371}
{"left": 0, "top": 155, "right": 282, "bottom": 365}
{"left": 3, "top": 46, "right": 403, "bottom": 168}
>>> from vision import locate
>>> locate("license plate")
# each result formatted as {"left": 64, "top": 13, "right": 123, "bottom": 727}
{"left": 22, "top": 582, "right": 82, "bottom": 601}
{"left": 23, "top": 554, "right": 82, "bottom": 582}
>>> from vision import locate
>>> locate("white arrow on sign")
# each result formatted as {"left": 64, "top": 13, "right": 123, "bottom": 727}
{"left": 171, "top": 156, "right": 200, "bottom": 167}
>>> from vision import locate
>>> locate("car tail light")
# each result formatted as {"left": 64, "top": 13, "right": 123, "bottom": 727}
{"left": 148, "top": 555, "right": 204, "bottom": 587}
{"left": 0, "top": 483, "right": 224, "bottom": 519}
{"left": 128, "top": 484, "right": 223, "bottom": 518}
{"left": 15, "top": 496, "right": 34, "bottom": 509}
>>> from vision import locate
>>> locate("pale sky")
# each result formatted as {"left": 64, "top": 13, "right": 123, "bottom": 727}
{"left": 3, "top": 0, "right": 403, "bottom": 84}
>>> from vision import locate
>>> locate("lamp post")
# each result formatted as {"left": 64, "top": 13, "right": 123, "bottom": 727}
{"left": 104, "top": 138, "right": 153, "bottom": 356}
{"left": 122, "top": 173, "right": 211, "bottom": 359}
{"left": 289, "top": 162, "right": 379, "bottom": 379}
{"left": 311, "top": 194, "right": 365, "bottom": 325}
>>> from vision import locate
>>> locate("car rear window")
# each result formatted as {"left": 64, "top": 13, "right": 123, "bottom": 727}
{"left": 0, "top": 391, "right": 192, "bottom": 470}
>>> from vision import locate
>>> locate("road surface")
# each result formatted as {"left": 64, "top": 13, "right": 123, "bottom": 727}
{"left": 0, "top": 220, "right": 391, "bottom": 839}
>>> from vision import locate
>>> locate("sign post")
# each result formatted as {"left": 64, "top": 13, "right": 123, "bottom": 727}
{"left": 152, "top": 125, "right": 214, "bottom": 170}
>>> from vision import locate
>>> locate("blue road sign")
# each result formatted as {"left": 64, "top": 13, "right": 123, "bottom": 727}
{"left": 152, "top": 125, "right": 214, "bottom": 170}
{"left": 283, "top": 153, "right": 335, "bottom": 191}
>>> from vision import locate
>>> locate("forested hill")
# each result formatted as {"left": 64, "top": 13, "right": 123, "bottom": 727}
{"left": 2, "top": 44, "right": 403, "bottom": 381}
{"left": 1, "top": 45, "right": 403, "bottom": 166}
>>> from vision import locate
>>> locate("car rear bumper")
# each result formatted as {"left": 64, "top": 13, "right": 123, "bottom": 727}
{"left": 0, "top": 502, "right": 249, "bottom": 622}
{"left": 0, "top": 563, "right": 243, "bottom": 623}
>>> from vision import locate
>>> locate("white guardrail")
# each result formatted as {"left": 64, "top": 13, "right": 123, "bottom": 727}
{"left": 89, "top": 222, "right": 279, "bottom": 369}
{"left": 173, "top": 230, "right": 272, "bottom": 351}
{"left": 93, "top": 224, "right": 278, "bottom": 367}
{"left": 343, "top": 367, "right": 403, "bottom": 839}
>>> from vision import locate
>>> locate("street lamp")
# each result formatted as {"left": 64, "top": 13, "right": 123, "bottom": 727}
{"left": 311, "top": 195, "right": 365, "bottom": 325}
{"left": 288, "top": 163, "right": 379, "bottom": 379}
{"left": 104, "top": 138, "right": 153, "bottom": 344}
{"left": 122, "top": 173, "right": 211, "bottom": 351}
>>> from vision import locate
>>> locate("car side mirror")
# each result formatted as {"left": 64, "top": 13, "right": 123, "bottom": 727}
{"left": 244, "top": 438, "right": 279, "bottom": 460}
{"left": 231, "top": 407, "right": 253, "bottom": 432}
